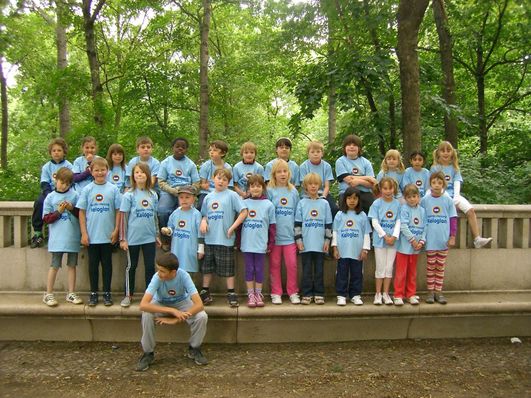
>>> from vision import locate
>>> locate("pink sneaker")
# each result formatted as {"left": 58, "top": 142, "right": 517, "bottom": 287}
{"left": 247, "top": 292, "right": 257, "bottom": 308}
{"left": 255, "top": 292, "right": 265, "bottom": 307}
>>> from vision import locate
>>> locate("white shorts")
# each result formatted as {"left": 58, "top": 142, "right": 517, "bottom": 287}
{"left": 374, "top": 247, "right": 396, "bottom": 278}
{"left": 454, "top": 195, "right": 473, "bottom": 214}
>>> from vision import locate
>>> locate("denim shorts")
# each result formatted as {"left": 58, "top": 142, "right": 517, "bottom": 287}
{"left": 50, "top": 252, "right": 79, "bottom": 269}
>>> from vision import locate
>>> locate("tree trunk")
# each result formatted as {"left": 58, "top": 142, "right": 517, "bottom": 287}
{"left": 82, "top": 0, "right": 105, "bottom": 130}
{"left": 0, "top": 56, "right": 7, "bottom": 169}
{"left": 432, "top": 0, "right": 458, "bottom": 147}
{"left": 328, "top": 83, "right": 337, "bottom": 144}
{"left": 477, "top": 50, "right": 487, "bottom": 154}
{"left": 396, "top": 0, "right": 429, "bottom": 158}
{"left": 56, "top": 0, "right": 71, "bottom": 138}
{"left": 388, "top": 94, "right": 397, "bottom": 150}
{"left": 198, "top": 0, "right": 211, "bottom": 160}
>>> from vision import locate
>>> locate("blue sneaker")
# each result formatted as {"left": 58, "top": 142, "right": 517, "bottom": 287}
{"left": 88, "top": 292, "right": 98, "bottom": 306}
{"left": 103, "top": 292, "right": 113, "bottom": 306}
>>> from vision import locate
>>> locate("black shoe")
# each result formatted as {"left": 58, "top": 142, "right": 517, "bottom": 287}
{"left": 136, "top": 352, "right": 154, "bottom": 371}
{"left": 187, "top": 346, "right": 208, "bottom": 365}
{"left": 103, "top": 292, "right": 113, "bottom": 306}
{"left": 434, "top": 293, "right": 447, "bottom": 305}
{"left": 200, "top": 289, "right": 213, "bottom": 305}
{"left": 88, "top": 292, "right": 98, "bottom": 306}
{"left": 30, "top": 234, "right": 44, "bottom": 248}
{"left": 227, "top": 292, "right": 239, "bottom": 308}
{"left": 425, "top": 292, "right": 435, "bottom": 304}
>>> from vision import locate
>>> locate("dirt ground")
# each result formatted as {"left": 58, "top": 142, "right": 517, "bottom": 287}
{"left": 0, "top": 338, "right": 529, "bottom": 398}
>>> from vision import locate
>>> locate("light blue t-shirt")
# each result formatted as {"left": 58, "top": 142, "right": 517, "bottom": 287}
{"left": 158, "top": 155, "right": 200, "bottom": 188}
{"left": 125, "top": 156, "right": 160, "bottom": 188}
{"left": 168, "top": 207, "right": 203, "bottom": 273}
{"left": 77, "top": 182, "right": 121, "bottom": 244}
{"left": 430, "top": 165, "right": 463, "bottom": 198}
{"left": 402, "top": 167, "right": 430, "bottom": 197}
{"left": 119, "top": 188, "right": 158, "bottom": 246}
{"left": 397, "top": 203, "right": 427, "bottom": 255}
{"left": 198, "top": 160, "right": 233, "bottom": 194}
{"left": 40, "top": 159, "right": 73, "bottom": 190}
{"left": 107, "top": 165, "right": 126, "bottom": 193}
{"left": 72, "top": 155, "right": 94, "bottom": 192}
{"left": 264, "top": 159, "right": 300, "bottom": 187}
{"left": 298, "top": 159, "right": 334, "bottom": 191}
{"left": 333, "top": 210, "right": 371, "bottom": 260}
{"left": 232, "top": 161, "right": 264, "bottom": 192}
{"left": 295, "top": 197, "right": 332, "bottom": 253}
{"left": 267, "top": 187, "right": 299, "bottom": 245}
{"left": 146, "top": 268, "right": 198, "bottom": 304}
{"left": 201, "top": 189, "right": 246, "bottom": 246}
{"left": 43, "top": 189, "right": 80, "bottom": 253}
{"left": 421, "top": 193, "right": 457, "bottom": 251}
{"left": 335, "top": 155, "right": 375, "bottom": 194}
{"left": 368, "top": 198, "right": 401, "bottom": 249}
{"left": 241, "top": 198, "right": 276, "bottom": 254}
{"left": 377, "top": 170, "right": 404, "bottom": 199}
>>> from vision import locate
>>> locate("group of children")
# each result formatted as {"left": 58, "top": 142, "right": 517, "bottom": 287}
{"left": 34, "top": 133, "right": 492, "bottom": 313}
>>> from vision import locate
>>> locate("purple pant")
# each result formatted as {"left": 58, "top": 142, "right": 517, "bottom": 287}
{"left": 243, "top": 252, "right": 265, "bottom": 283}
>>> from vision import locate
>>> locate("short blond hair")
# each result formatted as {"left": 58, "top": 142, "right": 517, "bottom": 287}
{"left": 302, "top": 172, "right": 322, "bottom": 190}
{"left": 213, "top": 167, "right": 232, "bottom": 181}
{"left": 240, "top": 141, "right": 257, "bottom": 156}
{"left": 307, "top": 141, "right": 324, "bottom": 153}
{"left": 381, "top": 149, "right": 405, "bottom": 172}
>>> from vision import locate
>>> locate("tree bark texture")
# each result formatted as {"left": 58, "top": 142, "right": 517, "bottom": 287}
{"left": 198, "top": 0, "right": 211, "bottom": 160}
{"left": 432, "top": 0, "right": 458, "bottom": 147}
{"left": 56, "top": 0, "right": 71, "bottom": 138}
{"left": 0, "top": 57, "right": 7, "bottom": 169}
{"left": 397, "top": 0, "right": 429, "bottom": 158}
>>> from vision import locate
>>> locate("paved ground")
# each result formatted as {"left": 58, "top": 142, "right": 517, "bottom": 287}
{"left": 0, "top": 338, "right": 529, "bottom": 397}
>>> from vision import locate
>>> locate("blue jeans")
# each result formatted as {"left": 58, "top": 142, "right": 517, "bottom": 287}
{"left": 157, "top": 191, "right": 179, "bottom": 228}
{"left": 336, "top": 258, "right": 363, "bottom": 298}
{"left": 301, "top": 251, "right": 325, "bottom": 297}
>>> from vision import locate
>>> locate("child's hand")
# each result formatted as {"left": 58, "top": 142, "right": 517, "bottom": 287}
{"left": 227, "top": 227, "right": 235, "bottom": 238}
{"left": 81, "top": 234, "right": 90, "bottom": 247}
{"left": 155, "top": 237, "right": 162, "bottom": 248}
{"left": 332, "top": 247, "right": 340, "bottom": 260}
{"left": 110, "top": 229, "right": 119, "bottom": 244}
{"left": 172, "top": 308, "right": 191, "bottom": 321}
{"left": 410, "top": 239, "right": 418, "bottom": 249}
{"left": 448, "top": 236, "right": 456, "bottom": 248}
{"left": 414, "top": 241, "right": 424, "bottom": 251}
{"left": 384, "top": 235, "right": 396, "bottom": 246}
{"left": 323, "top": 242, "right": 330, "bottom": 253}
{"left": 297, "top": 241, "right": 304, "bottom": 252}
{"left": 197, "top": 252, "right": 205, "bottom": 260}
{"left": 161, "top": 227, "right": 171, "bottom": 236}
{"left": 200, "top": 179, "right": 210, "bottom": 190}
{"left": 200, "top": 219, "right": 209, "bottom": 234}
{"left": 120, "top": 240, "right": 129, "bottom": 251}
{"left": 57, "top": 202, "right": 66, "bottom": 213}
{"left": 360, "top": 249, "right": 368, "bottom": 261}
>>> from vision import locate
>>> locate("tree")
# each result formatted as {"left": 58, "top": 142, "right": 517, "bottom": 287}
{"left": 56, "top": 0, "right": 71, "bottom": 137}
{"left": 0, "top": 56, "right": 7, "bottom": 169}
{"left": 396, "top": 0, "right": 429, "bottom": 158}
{"left": 198, "top": 0, "right": 211, "bottom": 159}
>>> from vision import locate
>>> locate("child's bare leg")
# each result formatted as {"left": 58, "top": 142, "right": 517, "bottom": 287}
{"left": 226, "top": 276, "right": 235, "bottom": 290}
{"left": 245, "top": 280, "right": 255, "bottom": 290}
{"left": 202, "top": 273, "right": 213, "bottom": 288}
{"left": 47, "top": 268, "right": 59, "bottom": 293}
{"left": 67, "top": 266, "right": 76, "bottom": 293}
{"left": 465, "top": 208, "right": 480, "bottom": 238}
{"left": 383, "top": 277, "right": 392, "bottom": 294}
{"left": 375, "top": 278, "right": 383, "bottom": 294}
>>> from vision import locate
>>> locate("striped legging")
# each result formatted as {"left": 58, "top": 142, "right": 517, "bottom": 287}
{"left": 426, "top": 249, "right": 448, "bottom": 292}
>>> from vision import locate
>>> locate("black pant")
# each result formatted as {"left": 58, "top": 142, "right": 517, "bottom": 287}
{"left": 31, "top": 192, "right": 48, "bottom": 232}
{"left": 336, "top": 258, "right": 363, "bottom": 298}
{"left": 126, "top": 242, "right": 156, "bottom": 295}
{"left": 88, "top": 243, "right": 113, "bottom": 293}
{"left": 301, "top": 251, "right": 325, "bottom": 297}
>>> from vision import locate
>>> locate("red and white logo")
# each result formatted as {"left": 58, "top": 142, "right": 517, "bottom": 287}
{"left": 310, "top": 209, "right": 319, "bottom": 218}
{"left": 433, "top": 206, "right": 441, "bottom": 214}
{"left": 112, "top": 174, "right": 120, "bottom": 182}
{"left": 245, "top": 172, "right": 253, "bottom": 179}
{"left": 141, "top": 199, "right": 149, "bottom": 208}
{"left": 52, "top": 173, "right": 57, "bottom": 180}
{"left": 168, "top": 289, "right": 176, "bottom": 296}
{"left": 352, "top": 167, "right": 359, "bottom": 175}
{"left": 175, "top": 169, "right": 183, "bottom": 177}
{"left": 346, "top": 219, "right": 355, "bottom": 228}
{"left": 95, "top": 194, "right": 104, "bottom": 202}
{"left": 413, "top": 217, "right": 420, "bottom": 225}
{"left": 211, "top": 202, "right": 219, "bottom": 210}
{"left": 249, "top": 210, "right": 257, "bottom": 218}
{"left": 386, "top": 211, "right": 394, "bottom": 219}
{"left": 416, "top": 180, "right": 422, "bottom": 187}
{"left": 280, "top": 197, "right": 288, "bottom": 206}
{"left": 445, "top": 174, "right": 451, "bottom": 181}
{"left": 178, "top": 220, "right": 186, "bottom": 228}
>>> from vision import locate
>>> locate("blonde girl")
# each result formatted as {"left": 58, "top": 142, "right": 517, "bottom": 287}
{"left": 377, "top": 149, "right": 405, "bottom": 201}
{"left": 368, "top": 177, "right": 401, "bottom": 305}
{"left": 106, "top": 144, "right": 127, "bottom": 193}
{"left": 233, "top": 141, "right": 265, "bottom": 199}
{"left": 119, "top": 162, "right": 160, "bottom": 307}
{"left": 431, "top": 141, "right": 492, "bottom": 248}
{"left": 267, "top": 159, "right": 301, "bottom": 304}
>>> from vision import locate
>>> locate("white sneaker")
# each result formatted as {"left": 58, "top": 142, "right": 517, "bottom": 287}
{"left": 373, "top": 292, "right": 382, "bottom": 305}
{"left": 382, "top": 293, "right": 393, "bottom": 305}
{"left": 289, "top": 293, "right": 301, "bottom": 304}
{"left": 393, "top": 297, "right": 404, "bottom": 306}
{"left": 336, "top": 296, "right": 347, "bottom": 306}
{"left": 120, "top": 296, "right": 132, "bottom": 307}
{"left": 43, "top": 293, "right": 58, "bottom": 307}
{"left": 271, "top": 294, "right": 282, "bottom": 305}
{"left": 66, "top": 292, "right": 83, "bottom": 305}
{"left": 408, "top": 296, "right": 420, "bottom": 305}
{"left": 474, "top": 236, "right": 492, "bottom": 248}
{"left": 351, "top": 295, "right": 363, "bottom": 305}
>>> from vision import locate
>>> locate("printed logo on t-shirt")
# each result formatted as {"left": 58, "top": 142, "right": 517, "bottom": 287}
{"left": 211, "top": 202, "right": 219, "bottom": 210}
{"left": 141, "top": 199, "right": 149, "bottom": 208}
{"left": 432, "top": 206, "right": 441, "bottom": 214}
{"left": 168, "top": 289, "right": 176, "bottom": 296}
{"left": 346, "top": 219, "right": 355, "bottom": 228}
{"left": 249, "top": 210, "right": 257, "bottom": 218}
{"left": 95, "top": 194, "right": 104, "bottom": 202}
{"left": 416, "top": 180, "right": 422, "bottom": 187}
{"left": 175, "top": 169, "right": 183, "bottom": 177}
{"left": 352, "top": 167, "right": 359, "bottom": 175}
{"left": 178, "top": 220, "right": 186, "bottom": 228}
{"left": 52, "top": 173, "right": 57, "bottom": 180}
{"left": 280, "top": 197, "right": 288, "bottom": 206}
{"left": 112, "top": 174, "right": 120, "bottom": 182}
{"left": 385, "top": 210, "right": 394, "bottom": 219}
{"left": 310, "top": 209, "right": 319, "bottom": 218}
{"left": 445, "top": 174, "right": 451, "bottom": 182}
{"left": 413, "top": 217, "right": 420, "bottom": 225}
{"left": 245, "top": 172, "right": 253, "bottom": 179}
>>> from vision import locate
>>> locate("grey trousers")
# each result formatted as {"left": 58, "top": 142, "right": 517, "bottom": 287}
{"left": 141, "top": 298, "right": 208, "bottom": 353}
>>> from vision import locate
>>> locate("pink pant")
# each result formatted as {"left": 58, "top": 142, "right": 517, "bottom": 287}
{"left": 426, "top": 250, "right": 448, "bottom": 292}
{"left": 394, "top": 253, "right": 418, "bottom": 298}
{"left": 269, "top": 243, "right": 299, "bottom": 296}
